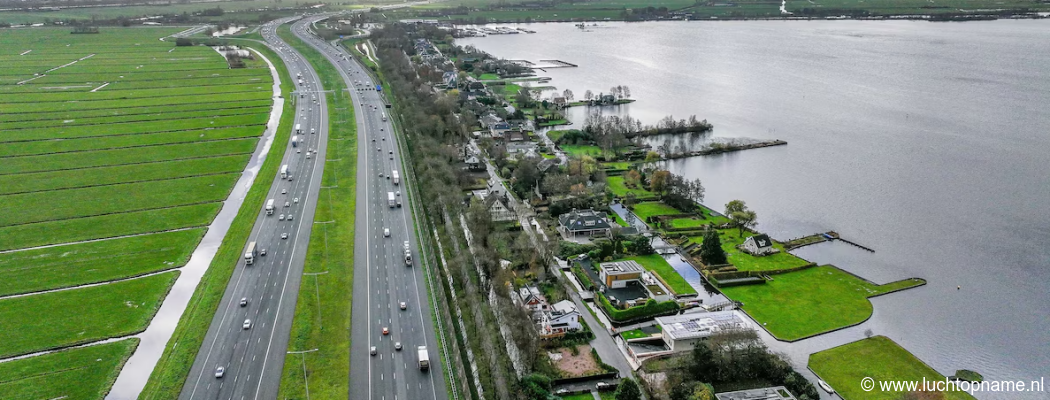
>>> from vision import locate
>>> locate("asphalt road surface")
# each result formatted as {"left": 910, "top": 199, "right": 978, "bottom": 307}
{"left": 179, "top": 17, "right": 330, "bottom": 400}
{"left": 288, "top": 16, "right": 450, "bottom": 400}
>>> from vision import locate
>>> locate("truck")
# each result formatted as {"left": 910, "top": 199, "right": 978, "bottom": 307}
{"left": 265, "top": 199, "right": 275, "bottom": 215}
{"left": 417, "top": 346, "right": 429, "bottom": 370}
{"left": 280, "top": 165, "right": 289, "bottom": 179}
{"left": 392, "top": 170, "right": 399, "bottom": 185}
{"left": 388, "top": 192, "right": 395, "bottom": 207}
{"left": 291, "top": 135, "right": 299, "bottom": 147}
{"left": 376, "top": 84, "right": 382, "bottom": 92}
{"left": 295, "top": 124, "right": 302, "bottom": 134}
{"left": 244, "top": 241, "right": 257, "bottom": 265}
{"left": 381, "top": 113, "right": 388, "bottom": 122}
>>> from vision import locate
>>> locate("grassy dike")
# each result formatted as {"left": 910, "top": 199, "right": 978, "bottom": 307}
{"left": 275, "top": 25, "right": 357, "bottom": 399}
{"left": 137, "top": 40, "right": 296, "bottom": 400}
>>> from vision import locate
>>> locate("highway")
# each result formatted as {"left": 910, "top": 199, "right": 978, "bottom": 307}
{"left": 179, "top": 17, "right": 330, "bottom": 400}
{"left": 288, "top": 16, "right": 450, "bottom": 400}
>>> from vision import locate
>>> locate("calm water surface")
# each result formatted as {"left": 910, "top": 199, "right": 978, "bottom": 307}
{"left": 461, "top": 21, "right": 1050, "bottom": 398}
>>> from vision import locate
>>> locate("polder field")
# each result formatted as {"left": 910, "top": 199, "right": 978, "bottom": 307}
{"left": 0, "top": 27, "right": 273, "bottom": 399}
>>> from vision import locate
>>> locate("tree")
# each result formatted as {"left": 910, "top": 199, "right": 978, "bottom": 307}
{"left": 584, "top": 89, "right": 594, "bottom": 101}
{"left": 730, "top": 210, "right": 758, "bottom": 237}
{"left": 724, "top": 200, "right": 746, "bottom": 216}
{"left": 650, "top": 170, "right": 671, "bottom": 194}
{"left": 624, "top": 170, "right": 642, "bottom": 188}
{"left": 562, "top": 88, "right": 574, "bottom": 102}
{"left": 520, "top": 373, "right": 553, "bottom": 400}
{"left": 615, "top": 378, "right": 642, "bottom": 400}
{"left": 622, "top": 85, "right": 631, "bottom": 99}
{"left": 699, "top": 229, "right": 727, "bottom": 266}
{"left": 687, "top": 382, "right": 716, "bottom": 400}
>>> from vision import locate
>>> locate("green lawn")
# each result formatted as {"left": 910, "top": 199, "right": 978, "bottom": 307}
{"left": 559, "top": 393, "right": 596, "bottom": 400}
{"left": 721, "top": 266, "right": 925, "bottom": 341}
{"left": 609, "top": 211, "right": 630, "bottom": 227}
{"left": 0, "top": 339, "right": 139, "bottom": 400}
{"left": 478, "top": 73, "right": 500, "bottom": 80}
{"left": 0, "top": 229, "right": 203, "bottom": 297}
{"left": 546, "top": 129, "right": 570, "bottom": 143}
{"left": 620, "top": 329, "right": 654, "bottom": 340}
{"left": 4, "top": 139, "right": 258, "bottom": 175}
{"left": 606, "top": 176, "right": 654, "bottom": 198}
{"left": 623, "top": 254, "right": 697, "bottom": 296}
{"left": 560, "top": 144, "right": 603, "bottom": 158}
{"left": 602, "top": 161, "right": 631, "bottom": 170}
{"left": 0, "top": 271, "right": 177, "bottom": 358}
{"left": 669, "top": 218, "right": 707, "bottom": 229}
{"left": 0, "top": 155, "right": 249, "bottom": 194}
{"left": 688, "top": 229, "right": 810, "bottom": 272}
{"left": 277, "top": 25, "right": 358, "bottom": 400}
{"left": 810, "top": 336, "right": 977, "bottom": 400}
{"left": 631, "top": 201, "right": 682, "bottom": 221}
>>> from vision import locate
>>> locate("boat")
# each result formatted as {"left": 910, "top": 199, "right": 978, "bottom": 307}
{"left": 818, "top": 380, "right": 835, "bottom": 394}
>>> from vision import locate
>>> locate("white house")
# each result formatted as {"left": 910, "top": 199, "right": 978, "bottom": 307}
{"left": 741, "top": 234, "right": 775, "bottom": 255}
{"left": 516, "top": 285, "right": 548, "bottom": 313}
{"left": 655, "top": 311, "right": 752, "bottom": 352}
{"left": 540, "top": 300, "right": 582, "bottom": 338}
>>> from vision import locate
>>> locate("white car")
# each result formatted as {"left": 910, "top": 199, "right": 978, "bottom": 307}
{"left": 281, "top": 189, "right": 287, "bottom": 194}
{"left": 370, "top": 346, "right": 377, "bottom": 356}
{"left": 243, "top": 319, "right": 252, "bottom": 330}
{"left": 240, "top": 298, "right": 248, "bottom": 307}
{"left": 287, "top": 214, "right": 293, "bottom": 221}
{"left": 297, "top": 148, "right": 301, "bottom": 153}
{"left": 400, "top": 301, "right": 407, "bottom": 310}
{"left": 396, "top": 191, "right": 400, "bottom": 196}
{"left": 384, "top": 228, "right": 390, "bottom": 237}
{"left": 294, "top": 197, "right": 299, "bottom": 203}
{"left": 281, "top": 233, "right": 288, "bottom": 239}
{"left": 306, "top": 153, "right": 311, "bottom": 159}
{"left": 279, "top": 214, "right": 285, "bottom": 221}
{"left": 394, "top": 342, "right": 402, "bottom": 351}
{"left": 215, "top": 366, "right": 225, "bottom": 378}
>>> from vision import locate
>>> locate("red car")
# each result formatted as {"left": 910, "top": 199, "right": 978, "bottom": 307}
{"left": 382, "top": 327, "right": 389, "bottom": 335}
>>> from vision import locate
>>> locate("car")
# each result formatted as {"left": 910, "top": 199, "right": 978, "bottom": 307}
{"left": 288, "top": 175, "right": 293, "bottom": 181}
{"left": 596, "top": 382, "right": 611, "bottom": 390}
{"left": 281, "top": 233, "right": 288, "bottom": 239}
{"left": 556, "top": 389, "right": 568, "bottom": 394}
{"left": 382, "top": 137, "right": 385, "bottom": 141}
{"left": 370, "top": 346, "right": 377, "bottom": 356}
{"left": 281, "top": 189, "right": 287, "bottom": 194}
{"left": 389, "top": 150, "right": 393, "bottom": 154}
{"left": 382, "top": 327, "right": 389, "bottom": 335}
{"left": 377, "top": 147, "right": 381, "bottom": 151}
{"left": 240, "top": 298, "right": 248, "bottom": 307}
{"left": 396, "top": 191, "right": 401, "bottom": 196}
{"left": 379, "top": 172, "right": 384, "bottom": 177}
{"left": 297, "top": 148, "right": 301, "bottom": 153}
{"left": 380, "top": 128, "right": 384, "bottom": 131}
{"left": 243, "top": 319, "right": 252, "bottom": 329}
{"left": 394, "top": 342, "right": 402, "bottom": 351}
{"left": 372, "top": 138, "right": 375, "bottom": 142}
{"left": 294, "top": 197, "right": 299, "bottom": 203}
{"left": 215, "top": 366, "right": 225, "bottom": 378}
{"left": 390, "top": 156, "right": 394, "bottom": 160}
{"left": 285, "top": 201, "right": 290, "bottom": 207}
{"left": 279, "top": 214, "right": 285, "bottom": 221}
{"left": 384, "top": 228, "right": 390, "bottom": 237}
{"left": 260, "top": 248, "right": 266, "bottom": 256}
{"left": 386, "top": 175, "right": 390, "bottom": 179}
{"left": 400, "top": 302, "right": 407, "bottom": 310}
{"left": 306, "top": 153, "right": 311, "bottom": 159}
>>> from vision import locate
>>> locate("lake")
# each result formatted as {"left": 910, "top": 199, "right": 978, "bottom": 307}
{"left": 460, "top": 20, "right": 1050, "bottom": 399}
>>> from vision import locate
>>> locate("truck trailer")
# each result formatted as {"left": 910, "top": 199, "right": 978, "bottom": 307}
{"left": 417, "top": 346, "right": 430, "bottom": 370}
{"left": 295, "top": 124, "right": 302, "bottom": 134}
{"left": 265, "top": 199, "right": 275, "bottom": 215}
{"left": 388, "top": 192, "right": 395, "bottom": 207}
{"left": 244, "top": 241, "right": 257, "bottom": 265}
{"left": 280, "top": 165, "right": 289, "bottom": 179}
{"left": 392, "top": 170, "right": 399, "bottom": 185}
{"left": 291, "top": 135, "right": 299, "bottom": 147}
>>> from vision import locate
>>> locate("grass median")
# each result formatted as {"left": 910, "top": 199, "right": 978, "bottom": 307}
{"left": 137, "top": 39, "right": 296, "bottom": 400}
{"left": 275, "top": 25, "right": 357, "bottom": 400}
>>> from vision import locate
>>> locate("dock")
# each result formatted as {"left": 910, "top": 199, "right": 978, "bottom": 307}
{"left": 784, "top": 231, "right": 874, "bottom": 253}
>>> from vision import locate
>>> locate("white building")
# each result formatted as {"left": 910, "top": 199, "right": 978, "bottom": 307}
{"left": 741, "top": 234, "right": 775, "bottom": 255}
{"left": 516, "top": 285, "right": 548, "bottom": 313}
{"left": 655, "top": 311, "right": 753, "bottom": 352}
{"left": 540, "top": 300, "right": 582, "bottom": 338}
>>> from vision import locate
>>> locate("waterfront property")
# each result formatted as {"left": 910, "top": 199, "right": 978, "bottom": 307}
{"left": 740, "top": 234, "right": 775, "bottom": 255}
{"left": 559, "top": 208, "right": 613, "bottom": 239}
{"left": 655, "top": 311, "right": 753, "bottom": 353}
{"left": 598, "top": 260, "right": 645, "bottom": 288}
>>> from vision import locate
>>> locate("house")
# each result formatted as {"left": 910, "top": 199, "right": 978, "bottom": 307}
{"left": 465, "top": 155, "right": 485, "bottom": 171}
{"left": 599, "top": 94, "right": 616, "bottom": 104}
{"left": 479, "top": 114, "right": 502, "bottom": 129}
{"left": 484, "top": 192, "right": 517, "bottom": 222}
{"left": 598, "top": 260, "right": 644, "bottom": 289}
{"left": 553, "top": 97, "right": 567, "bottom": 108}
{"left": 506, "top": 130, "right": 526, "bottom": 142}
{"left": 516, "top": 285, "right": 548, "bottom": 312}
{"left": 655, "top": 311, "right": 752, "bottom": 352}
{"left": 442, "top": 71, "right": 457, "bottom": 88}
{"left": 741, "top": 234, "right": 775, "bottom": 255}
{"left": 558, "top": 208, "right": 612, "bottom": 239}
{"left": 540, "top": 300, "right": 582, "bottom": 338}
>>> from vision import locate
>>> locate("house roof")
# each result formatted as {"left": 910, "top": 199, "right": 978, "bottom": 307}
{"left": 748, "top": 234, "right": 772, "bottom": 248}
{"left": 655, "top": 311, "right": 751, "bottom": 341}
{"left": 599, "top": 260, "right": 644, "bottom": 276}
{"left": 558, "top": 209, "right": 611, "bottom": 232}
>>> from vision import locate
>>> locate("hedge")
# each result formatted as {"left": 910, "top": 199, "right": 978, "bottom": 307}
{"left": 596, "top": 292, "right": 680, "bottom": 323}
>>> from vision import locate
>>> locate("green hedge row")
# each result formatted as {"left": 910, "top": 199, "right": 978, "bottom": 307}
{"left": 596, "top": 292, "right": 679, "bottom": 323}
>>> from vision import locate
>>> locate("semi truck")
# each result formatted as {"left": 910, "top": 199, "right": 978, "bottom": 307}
{"left": 388, "top": 192, "right": 395, "bottom": 207}
{"left": 281, "top": 165, "right": 289, "bottom": 179}
{"left": 244, "top": 241, "right": 257, "bottom": 265}
{"left": 265, "top": 199, "right": 275, "bottom": 215}
{"left": 291, "top": 135, "right": 299, "bottom": 147}
{"left": 417, "top": 346, "right": 429, "bottom": 370}
{"left": 392, "top": 170, "right": 399, "bottom": 185}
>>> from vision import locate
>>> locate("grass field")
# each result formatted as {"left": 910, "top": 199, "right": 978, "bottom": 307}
{"left": 606, "top": 175, "right": 654, "bottom": 198}
{"left": 623, "top": 254, "right": 696, "bottom": 296}
{"left": 0, "top": 229, "right": 203, "bottom": 297}
{"left": 810, "top": 336, "right": 977, "bottom": 400}
{"left": 631, "top": 201, "right": 681, "bottom": 221}
{"left": 0, "top": 271, "right": 177, "bottom": 358}
{"left": 559, "top": 144, "right": 603, "bottom": 158}
{"left": 688, "top": 229, "right": 810, "bottom": 272}
{"left": 0, "top": 339, "right": 139, "bottom": 400}
{"left": 0, "top": 27, "right": 272, "bottom": 396}
{"left": 721, "top": 266, "right": 925, "bottom": 341}
{"left": 276, "top": 26, "right": 358, "bottom": 400}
